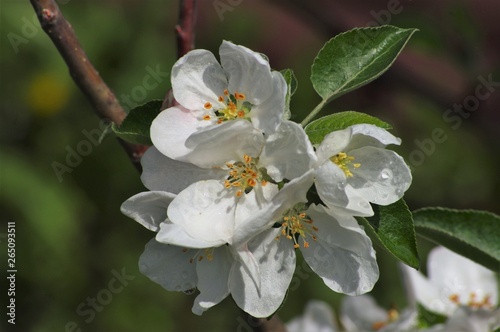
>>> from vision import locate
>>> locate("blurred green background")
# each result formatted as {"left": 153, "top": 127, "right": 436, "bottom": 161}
{"left": 1, "top": 0, "right": 499, "bottom": 331}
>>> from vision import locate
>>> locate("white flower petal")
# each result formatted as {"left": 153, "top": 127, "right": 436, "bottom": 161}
{"left": 150, "top": 106, "right": 212, "bottom": 162}
{"left": 314, "top": 162, "right": 350, "bottom": 209}
{"left": 192, "top": 246, "right": 232, "bottom": 315}
{"left": 348, "top": 146, "right": 412, "bottom": 205}
{"left": 171, "top": 49, "right": 227, "bottom": 112}
{"left": 382, "top": 308, "right": 418, "bottom": 332}
{"left": 140, "top": 146, "right": 224, "bottom": 194}
{"left": 156, "top": 221, "right": 220, "bottom": 249}
{"left": 167, "top": 180, "right": 237, "bottom": 246}
{"left": 341, "top": 295, "right": 417, "bottom": 332}
{"left": 340, "top": 295, "right": 389, "bottom": 332}
{"left": 427, "top": 247, "right": 498, "bottom": 314}
{"left": 230, "top": 228, "right": 296, "bottom": 318}
{"left": 249, "top": 71, "right": 286, "bottom": 135}
{"left": 219, "top": 40, "right": 273, "bottom": 105}
{"left": 232, "top": 170, "right": 314, "bottom": 247}
{"left": 120, "top": 191, "right": 174, "bottom": 231}
{"left": 260, "top": 120, "right": 317, "bottom": 182}
{"left": 138, "top": 238, "right": 197, "bottom": 292}
{"left": 315, "top": 128, "right": 353, "bottom": 164}
{"left": 287, "top": 300, "right": 338, "bottom": 332}
{"left": 232, "top": 244, "right": 263, "bottom": 297}
{"left": 302, "top": 204, "right": 379, "bottom": 295}
{"left": 402, "top": 263, "right": 447, "bottom": 315}
{"left": 441, "top": 306, "right": 500, "bottom": 332}
{"left": 184, "top": 120, "right": 265, "bottom": 168}
{"left": 349, "top": 124, "right": 402, "bottom": 150}
{"left": 234, "top": 183, "right": 280, "bottom": 227}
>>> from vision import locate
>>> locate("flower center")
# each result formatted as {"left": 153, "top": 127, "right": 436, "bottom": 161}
{"left": 449, "top": 292, "right": 493, "bottom": 309}
{"left": 203, "top": 89, "right": 253, "bottom": 123}
{"left": 186, "top": 247, "right": 215, "bottom": 263}
{"left": 330, "top": 152, "right": 360, "bottom": 178}
{"left": 371, "top": 308, "right": 399, "bottom": 331}
{"left": 276, "top": 204, "right": 318, "bottom": 249}
{"left": 224, "top": 154, "right": 267, "bottom": 197}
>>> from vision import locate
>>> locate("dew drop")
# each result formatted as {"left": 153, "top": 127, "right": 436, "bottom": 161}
{"left": 379, "top": 169, "right": 393, "bottom": 180}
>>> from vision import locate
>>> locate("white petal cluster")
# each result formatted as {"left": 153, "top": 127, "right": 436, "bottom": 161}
{"left": 121, "top": 41, "right": 412, "bottom": 317}
{"left": 403, "top": 246, "right": 500, "bottom": 332}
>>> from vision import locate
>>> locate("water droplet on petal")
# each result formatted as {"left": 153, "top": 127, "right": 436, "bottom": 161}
{"left": 379, "top": 169, "right": 393, "bottom": 180}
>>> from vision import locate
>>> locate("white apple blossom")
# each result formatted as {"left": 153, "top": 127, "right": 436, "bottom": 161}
{"left": 120, "top": 189, "right": 295, "bottom": 316}
{"left": 230, "top": 170, "right": 379, "bottom": 307}
{"left": 403, "top": 246, "right": 498, "bottom": 316}
{"left": 286, "top": 300, "right": 339, "bottom": 332}
{"left": 314, "top": 124, "right": 412, "bottom": 216}
{"left": 150, "top": 40, "right": 287, "bottom": 167}
{"left": 341, "top": 294, "right": 418, "bottom": 332}
{"left": 420, "top": 306, "right": 500, "bottom": 332}
{"left": 125, "top": 120, "right": 317, "bottom": 317}
{"left": 162, "top": 120, "right": 316, "bottom": 248}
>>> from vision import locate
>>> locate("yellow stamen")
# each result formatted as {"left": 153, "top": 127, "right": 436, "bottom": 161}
{"left": 278, "top": 206, "right": 317, "bottom": 249}
{"left": 449, "top": 294, "right": 460, "bottom": 304}
{"left": 235, "top": 92, "right": 246, "bottom": 100}
{"left": 330, "top": 152, "right": 360, "bottom": 177}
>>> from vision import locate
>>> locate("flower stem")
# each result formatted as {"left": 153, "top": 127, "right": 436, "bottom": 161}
{"left": 300, "top": 98, "right": 328, "bottom": 127}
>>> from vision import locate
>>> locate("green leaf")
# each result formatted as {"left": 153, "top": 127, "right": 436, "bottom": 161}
{"left": 358, "top": 199, "right": 420, "bottom": 268}
{"left": 416, "top": 304, "right": 447, "bottom": 329}
{"left": 311, "top": 26, "right": 417, "bottom": 103}
{"left": 413, "top": 207, "right": 500, "bottom": 271}
{"left": 304, "top": 111, "right": 392, "bottom": 145}
{"left": 280, "top": 69, "right": 298, "bottom": 120}
{"left": 112, "top": 99, "right": 163, "bottom": 145}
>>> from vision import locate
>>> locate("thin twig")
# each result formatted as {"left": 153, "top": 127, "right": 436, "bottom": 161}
{"left": 176, "top": 0, "right": 197, "bottom": 59}
{"left": 162, "top": 0, "right": 198, "bottom": 109}
{"left": 30, "top": 0, "right": 146, "bottom": 171}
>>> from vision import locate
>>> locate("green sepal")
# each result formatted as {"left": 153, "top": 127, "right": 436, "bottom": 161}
{"left": 280, "top": 69, "right": 298, "bottom": 120}
{"left": 112, "top": 99, "right": 163, "bottom": 145}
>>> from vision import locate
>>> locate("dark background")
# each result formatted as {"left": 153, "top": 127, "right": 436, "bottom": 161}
{"left": 1, "top": 0, "right": 499, "bottom": 330}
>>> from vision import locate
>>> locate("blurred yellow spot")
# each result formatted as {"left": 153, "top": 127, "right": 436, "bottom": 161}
{"left": 27, "top": 72, "right": 71, "bottom": 117}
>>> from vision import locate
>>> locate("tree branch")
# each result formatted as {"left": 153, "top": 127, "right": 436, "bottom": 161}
{"left": 30, "top": 0, "right": 147, "bottom": 171}
{"left": 176, "top": 0, "right": 197, "bottom": 59}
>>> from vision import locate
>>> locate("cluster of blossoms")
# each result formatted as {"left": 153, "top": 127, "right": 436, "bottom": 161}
{"left": 121, "top": 41, "right": 412, "bottom": 317}
{"left": 288, "top": 247, "right": 500, "bottom": 332}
